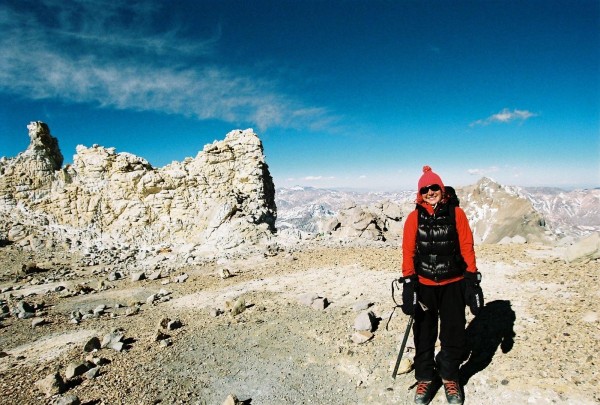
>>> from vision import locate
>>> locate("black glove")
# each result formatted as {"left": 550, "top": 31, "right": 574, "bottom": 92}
{"left": 463, "top": 271, "right": 484, "bottom": 315}
{"left": 400, "top": 275, "right": 418, "bottom": 316}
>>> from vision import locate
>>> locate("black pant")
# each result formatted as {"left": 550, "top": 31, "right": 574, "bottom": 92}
{"left": 413, "top": 280, "right": 466, "bottom": 382}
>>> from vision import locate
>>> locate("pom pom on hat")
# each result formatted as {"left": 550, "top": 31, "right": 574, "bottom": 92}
{"left": 418, "top": 165, "right": 445, "bottom": 191}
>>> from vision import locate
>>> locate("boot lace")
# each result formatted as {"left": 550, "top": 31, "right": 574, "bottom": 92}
{"left": 444, "top": 380, "right": 460, "bottom": 397}
{"left": 416, "top": 381, "right": 431, "bottom": 395}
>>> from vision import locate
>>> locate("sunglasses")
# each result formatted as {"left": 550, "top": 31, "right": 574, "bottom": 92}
{"left": 419, "top": 184, "right": 441, "bottom": 194}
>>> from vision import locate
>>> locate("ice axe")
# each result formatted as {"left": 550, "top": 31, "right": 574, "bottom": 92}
{"left": 392, "top": 314, "right": 414, "bottom": 379}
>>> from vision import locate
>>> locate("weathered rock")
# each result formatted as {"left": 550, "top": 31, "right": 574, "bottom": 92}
{"left": 83, "top": 367, "right": 100, "bottom": 379}
{"left": 167, "top": 319, "right": 182, "bottom": 330}
{"left": 391, "top": 357, "right": 413, "bottom": 375}
{"left": 565, "top": 232, "right": 600, "bottom": 263}
{"left": 352, "top": 330, "right": 374, "bottom": 344}
{"left": 83, "top": 337, "right": 101, "bottom": 352}
{"left": 298, "top": 293, "right": 320, "bottom": 306}
{"left": 65, "top": 362, "right": 89, "bottom": 379}
{"left": 101, "top": 330, "right": 125, "bottom": 351}
{"left": 0, "top": 122, "right": 276, "bottom": 259}
{"left": 226, "top": 298, "right": 246, "bottom": 317}
{"left": 34, "top": 371, "right": 65, "bottom": 397}
{"left": 352, "top": 301, "right": 372, "bottom": 312}
{"left": 311, "top": 297, "right": 328, "bottom": 310}
{"left": 354, "top": 311, "right": 375, "bottom": 332}
{"left": 223, "top": 394, "right": 241, "bottom": 405}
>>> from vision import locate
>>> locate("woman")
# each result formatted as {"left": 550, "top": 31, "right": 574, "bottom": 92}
{"left": 401, "top": 166, "right": 483, "bottom": 405}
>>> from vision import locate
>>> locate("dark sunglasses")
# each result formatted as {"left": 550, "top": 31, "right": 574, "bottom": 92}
{"left": 419, "top": 184, "right": 441, "bottom": 194}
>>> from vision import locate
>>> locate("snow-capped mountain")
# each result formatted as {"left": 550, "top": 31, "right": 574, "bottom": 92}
{"left": 275, "top": 186, "right": 414, "bottom": 232}
{"left": 275, "top": 180, "right": 599, "bottom": 243}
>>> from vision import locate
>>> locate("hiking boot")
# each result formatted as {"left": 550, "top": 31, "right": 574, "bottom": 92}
{"left": 442, "top": 380, "right": 463, "bottom": 404}
{"left": 414, "top": 380, "right": 437, "bottom": 404}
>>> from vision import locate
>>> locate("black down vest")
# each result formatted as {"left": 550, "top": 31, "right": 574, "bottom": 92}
{"left": 414, "top": 202, "right": 467, "bottom": 282}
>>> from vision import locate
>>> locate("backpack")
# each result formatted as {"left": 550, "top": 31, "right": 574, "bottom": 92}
{"left": 444, "top": 186, "right": 459, "bottom": 224}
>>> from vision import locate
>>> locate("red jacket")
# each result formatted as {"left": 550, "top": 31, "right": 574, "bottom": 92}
{"left": 402, "top": 202, "right": 477, "bottom": 286}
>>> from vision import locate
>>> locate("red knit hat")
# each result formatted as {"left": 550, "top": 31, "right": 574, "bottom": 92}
{"left": 418, "top": 166, "right": 445, "bottom": 191}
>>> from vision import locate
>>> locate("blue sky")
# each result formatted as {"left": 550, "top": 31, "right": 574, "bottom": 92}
{"left": 0, "top": 0, "right": 598, "bottom": 190}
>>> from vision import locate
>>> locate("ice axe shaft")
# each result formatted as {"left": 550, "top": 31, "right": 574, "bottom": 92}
{"left": 392, "top": 315, "right": 414, "bottom": 379}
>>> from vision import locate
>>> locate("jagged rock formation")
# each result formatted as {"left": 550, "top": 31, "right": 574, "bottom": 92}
{"left": 0, "top": 122, "right": 276, "bottom": 258}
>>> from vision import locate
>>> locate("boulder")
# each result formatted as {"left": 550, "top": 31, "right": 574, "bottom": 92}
{"left": 565, "top": 232, "right": 600, "bottom": 263}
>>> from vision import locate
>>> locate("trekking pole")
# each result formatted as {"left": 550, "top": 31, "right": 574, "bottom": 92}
{"left": 392, "top": 315, "right": 414, "bottom": 379}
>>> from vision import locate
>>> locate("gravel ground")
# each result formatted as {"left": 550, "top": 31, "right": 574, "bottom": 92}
{"left": 0, "top": 243, "right": 598, "bottom": 404}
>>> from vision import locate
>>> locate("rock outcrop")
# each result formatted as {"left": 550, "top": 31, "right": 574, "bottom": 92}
{"left": 0, "top": 122, "right": 276, "bottom": 259}
{"left": 318, "top": 200, "right": 404, "bottom": 241}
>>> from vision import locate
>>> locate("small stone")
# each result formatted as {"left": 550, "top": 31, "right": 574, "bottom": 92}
{"left": 352, "top": 301, "right": 372, "bottom": 312}
{"left": 167, "top": 319, "right": 182, "bottom": 330}
{"left": 219, "top": 268, "right": 232, "bottom": 279}
{"left": 131, "top": 271, "right": 146, "bottom": 282}
{"left": 125, "top": 306, "right": 140, "bottom": 316}
{"left": 390, "top": 357, "right": 413, "bottom": 375}
{"left": 209, "top": 307, "right": 223, "bottom": 317}
{"left": 148, "top": 270, "right": 162, "bottom": 280}
{"left": 174, "top": 273, "right": 188, "bottom": 283}
{"left": 354, "top": 311, "right": 374, "bottom": 332}
{"left": 31, "top": 317, "right": 46, "bottom": 327}
{"left": 351, "top": 330, "right": 374, "bottom": 344}
{"left": 101, "top": 331, "right": 124, "bottom": 350}
{"left": 83, "top": 337, "right": 101, "bottom": 352}
{"left": 65, "top": 362, "right": 89, "bottom": 379}
{"left": 159, "top": 338, "right": 172, "bottom": 348}
{"left": 34, "top": 372, "right": 65, "bottom": 397}
{"left": 146, "top": 294, "right": 156, "bottom": 305}
{"left": 83, "top": 367, "right": 100, "bottom": 379}
{"left": 154, "top": 330, "right": 170, "bottom": 341}
{"left": 311, "top": 297, "right": 328, "bottom": 310}
{"left": 93, "top": 305, "right": 106, "bottom": 316}
{"left": 228, "top": 298, "right": 246, "bottom": 317}
{"left": 222, "top": 394, "right": 241, "bottom": 405}
{"left": 298, "top": 293, "right": 319, "bottom": 306}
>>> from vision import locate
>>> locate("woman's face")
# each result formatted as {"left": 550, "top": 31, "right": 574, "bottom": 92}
{"left": 420, "top": 184, "right": 442, "bottom": 206}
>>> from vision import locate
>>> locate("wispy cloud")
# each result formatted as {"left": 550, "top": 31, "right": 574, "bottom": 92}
{"left": 468, "top": 166, "right": 499, "bottom": 176}
{"left": 470, "top": 108, "right": 537, "bottom": 127}
{"left": 304, "top": 176, "right": 336, "bottom": 181}
{"left": 0, "top": 0, "right": 336, "bottom": 131}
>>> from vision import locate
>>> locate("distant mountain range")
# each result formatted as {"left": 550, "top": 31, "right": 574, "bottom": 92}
{"left": 275, "top": 178, "right": 600, "bottom": 243}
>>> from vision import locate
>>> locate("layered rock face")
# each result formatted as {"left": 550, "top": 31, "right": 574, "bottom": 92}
{"left": 0, "top": 122, "right": 276, "bottom": 257}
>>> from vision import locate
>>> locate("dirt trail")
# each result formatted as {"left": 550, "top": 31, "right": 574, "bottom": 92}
{"left": 0, "top": 244, "right": 598, "bottom": 404}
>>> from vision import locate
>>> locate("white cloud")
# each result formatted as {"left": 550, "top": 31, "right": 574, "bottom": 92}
{"left": 304, "top": 176, "right": 335, "bottom": 181}
{"left": 0, "top": 0, "right": 336, "bottom": 132}
{"left": 467, "top": 166, "right": 499, "bottom": 176}
{"left": 470, "top": 108, "right": 537, "bottom": 127}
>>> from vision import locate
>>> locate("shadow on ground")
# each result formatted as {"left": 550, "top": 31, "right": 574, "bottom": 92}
{"left": 460, "top": 299, "right": 516, "bottom": 386}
